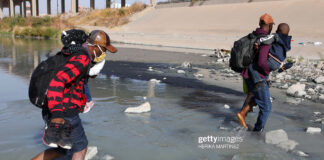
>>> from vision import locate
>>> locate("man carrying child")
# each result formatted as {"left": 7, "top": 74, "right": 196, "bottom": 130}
{"left": 237, "top": 14, "right": 293, "bottom": 132}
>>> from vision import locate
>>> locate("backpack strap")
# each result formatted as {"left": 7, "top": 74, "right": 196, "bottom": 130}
{"left": 250, "top": 33, "right": 268, "bottom": 64}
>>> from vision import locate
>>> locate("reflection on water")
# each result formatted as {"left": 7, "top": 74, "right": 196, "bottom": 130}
{"left": 147, "top": 81, "right": 157, "bottom": 98}
{"left": 88, "top": 74, "right": 167, "bottom": 107}
{"left": 0, "top": 37, "right": 160, "bottom": 101}
{"left": 0, "top": 36, "right": 60, "bottom": 79}
{"left": 1, "top": 36, "right": 324, "bottom": 160}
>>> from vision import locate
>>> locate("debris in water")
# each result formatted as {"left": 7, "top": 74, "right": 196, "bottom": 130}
{"left": 314, "top": 112, "right": 321, "bottom": 115}
{"left": 224, "top": 104, "right": 230, "bottom": 109}
{"left": 102, "top": 154, "right": 115, "bottom": 160}
{"left": 125, "top": 102, "right": 151, "bottom": 113}
{"left": 177, "top": 70, "right": 185, "bottom": 74}
{"left": 293, "top": 150, "right": 309, "bottom": 157}
{"left": 306, "top": 127, "right": 321, "bottom": 134}
{"left": 194, "top": 73, "right": 204, "bottom": 79}
{"left": 85, "top": 146, "right": 98, "bottom": 160}
{"left": 181, "top": 61, "right": 192, "bottom": 69}
{"left": 148, "top": 67, "right": 154, "bottom": 71}
{"left": 150, "top": 79, "right": 161, "bottom": 83}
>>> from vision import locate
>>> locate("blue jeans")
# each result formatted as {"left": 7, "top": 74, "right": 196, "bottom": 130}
{"left": 83, "top": 78, "right": 92, "bottom": 102}
{"left": 245, "top": 78, "right": 272, "bottom": 131}
{"left": 249, "top": 56, "right": 281, "bottom": 84}
{"left": 249, "top": 64, "right": 263, "bottom": 84}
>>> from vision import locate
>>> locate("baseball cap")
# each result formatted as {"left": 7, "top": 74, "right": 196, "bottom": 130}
{"left": 88, "top": 30, "right": 117, "bottom": 53}
{"left": 260, "top": 13, "right": 274, "bottom": 25}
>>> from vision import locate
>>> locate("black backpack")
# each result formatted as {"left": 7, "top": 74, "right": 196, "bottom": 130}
{"left": 29, "top": 29, "right": 89, "bottom": 108}
{"left": 229, "top": 32, "right": 265, "bottom": 73}
{"left": 28, "top": 50, "right": 89, "bottom": 108}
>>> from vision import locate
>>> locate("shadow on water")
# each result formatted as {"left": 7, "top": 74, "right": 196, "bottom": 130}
{"left": 178, "top": 90, "right": 242, "bottom": 126}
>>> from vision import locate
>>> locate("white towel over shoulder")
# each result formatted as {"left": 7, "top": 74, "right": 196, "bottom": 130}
{"left": 89, "top": 60, "right": 105, "bottom": 76}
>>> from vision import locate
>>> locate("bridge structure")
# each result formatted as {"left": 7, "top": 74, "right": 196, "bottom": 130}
{"left": 0, "top": 0, "right": 124, "bottom": 18}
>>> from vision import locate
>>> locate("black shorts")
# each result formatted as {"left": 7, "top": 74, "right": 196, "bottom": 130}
{"left": 42, "top": 111, "right": 88, "bottom": 159}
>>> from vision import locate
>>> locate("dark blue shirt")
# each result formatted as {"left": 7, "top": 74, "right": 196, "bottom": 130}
{"left": 269, "top": 33, "right": 292, "bottom": 62}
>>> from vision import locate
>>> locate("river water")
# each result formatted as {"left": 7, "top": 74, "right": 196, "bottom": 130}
{"left": 0, "top": 36, "right": 323, "bottom": 160}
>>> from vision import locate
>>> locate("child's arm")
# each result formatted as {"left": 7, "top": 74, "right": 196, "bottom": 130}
{"left": 257, "top": 33, "right": 279, "bottom": 45}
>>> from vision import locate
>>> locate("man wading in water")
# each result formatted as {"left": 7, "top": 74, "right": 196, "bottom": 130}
{"left": 237, "top": 14, "right": 275, "bottom": 132}
{"left": 32, "top": 30, "right": 117, "bottom": 160}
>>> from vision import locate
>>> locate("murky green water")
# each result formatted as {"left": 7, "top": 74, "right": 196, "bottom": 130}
{"left": 0, "top": 36, "right": 324, "bottom": 160}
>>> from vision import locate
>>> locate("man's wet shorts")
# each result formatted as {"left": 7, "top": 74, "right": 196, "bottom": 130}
{"left": 42, "top": 113, "right": 88, "bottom": 159}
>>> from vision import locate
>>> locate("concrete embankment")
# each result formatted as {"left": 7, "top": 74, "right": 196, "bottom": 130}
{"left": 80, "top": 0, "right": 324, "bottom": 59}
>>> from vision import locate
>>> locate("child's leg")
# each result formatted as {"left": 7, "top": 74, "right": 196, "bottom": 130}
{"left": 83, "top": 79, "right": 92, "bottom": 102}
{"left": 267, "top": 56, "right": 281, "bottom": 71}
{"left": 248, "top": 64, "right": 263, "bottom": 84}
{"left": 83, "top": 78, "right": 94, "bottom": 113}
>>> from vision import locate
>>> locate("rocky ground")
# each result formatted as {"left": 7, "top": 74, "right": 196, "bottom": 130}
{"left": 272, "top": 61, "right": 324, "bottom": 102}
{"left": 209, "top": 49, "right": 324, "bottom": 104}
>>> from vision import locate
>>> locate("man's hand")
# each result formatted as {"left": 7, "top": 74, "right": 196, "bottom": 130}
{"left": 51, "top": 118, "right": 65, "bottom": 124}
{"left": 254, "top": 43, "right": 260, "bottom": 50}
{"left": 83, "top": 101, "right": 94, "bottom": 113}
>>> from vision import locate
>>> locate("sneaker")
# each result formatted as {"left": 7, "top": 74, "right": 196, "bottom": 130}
{"left": 278, "top": 62, "right": 294, "bottom": 73}
{"left": 42, "top": 122, "right": 62, "bottom": 148}
{"left": 253, "top": 127, "right": 263, "bottom": 133}
{"left": 58, "top": 123, "right": 73, "bottom": 149}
